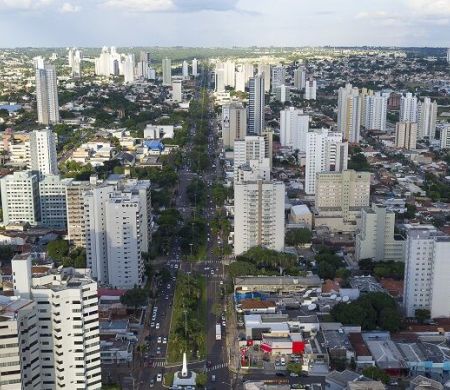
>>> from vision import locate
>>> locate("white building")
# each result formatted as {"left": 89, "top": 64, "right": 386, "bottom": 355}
{"left": 248, "top": 75, "right": 265, "bottom": 135}
{"left": 355, "top": 204, "right": 405, "bottom": 262}
{"left": 214, "top": 68, "right": 225, "bottom": 93}
{"left": 94, "top": 46, "right": 122, "bottom": 76}
{"left": 0, "top": 170, "right": 40, "bottom": 226}
{"left": 39, "top": 175, "right": 71, "bottom": 229}
{"left": 447, "top": 48, "right": 450, "bottom": 63}
{"left": 275, "top": 85, "right": 290, "bottom": 103}
{"left": 403, "top": 226, "right": 450, "bottom": 318}
{"left": 172, "top": 79, "right": 182, "bottom": 102}
{"left": 399, "top": 93, "right": 418, "bottom": 123}
{"left": 304, "top": 78, "right": 317, "bottom": 100}
{"left": 162, "top": 58, "right": 172, "bottom": 86}
{"left": 0, "top": 295, "right": 42, "bottom": 389}
{"left": 234, "top": 69, "right": 246, "bottom": 92}
{"left": 305, "top": 129, "right": 348, "bottom": 195}
{"left": 12, "top": 254, "right": 102, "bottom": 390}
{"left": 280, "top": 107, "right": 309, "bottom": 152}
{"left": 222, "top": 103, "right": 247, "bottom": 148}
{"left": 68, "top": 48, "right": 82, "bottom": 78}
{"left": 192, "top": 58, "right": 198, "bottom": 76}
{"left": 123, "top": 54, "right": 135, "bottom": 83}
{"left": 293, "top": 66, "right": 306, "bottom": 90}
{"left": 417, "top": 97, "right": 437, "bottom": 139}
{"left": 234, "top": 180, "right": 285, "bottom": 255}
{"left": 364, "top": 92, "right": 388, "bottom": 131}
{"left": 440, "top": 124, "right": 450, "bottom": 149}
{"left": 36, "top": 64, "right": 60, "bottom": 125}
{"left": 337, "top": 84, "right": 362, "bottom": 143}
{"left": 395, "top": 122, "right": 417, "bottom": 150}
{"left": 257, "top": 63, "right": 271, "bottom": 92}
{"left": 182, "top": 60, "right": 189, "bottom": 79}
{"left": 144, "top": 124, "right": 174, "bottom": 139}
{"left": 233, "top": 136, "right": 270, "bottom": 181}
{"left": 271, "top": 65, "right": 285, "bottom": 91}
{"left": 30, "top": 128, "right": 58, "bottom": 177}
{"left": 224, "top": 60, "right": 236, "bottom": 88}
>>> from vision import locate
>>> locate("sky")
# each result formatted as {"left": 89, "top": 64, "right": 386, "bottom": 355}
{"left": 0, "top": 0, "right": 450, "bottom": 47}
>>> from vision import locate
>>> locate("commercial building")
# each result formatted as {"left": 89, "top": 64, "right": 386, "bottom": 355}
{"left": 315, "top": 170, "right": 371, "bottom": 229}
{"left": 395, "top": 122, "right": 417, "bottom": 150}
{"left": 305, "top": 129, "right": 348, "bottom": 195}
{"left": 30, "top": 128, "right": 58, "bottom": 177}
{"left": 248, "top": 75, "right": 265, "bottom": 135}
{"left": 417, "top": 97, "right": 437, "bottom": 140}
{"left": 403, "top": 226, "right": 450, "bottom": 318}
{"left": 12, "top": 254, "right": 102, "bottom": 389}
{"left": 355, "top": 204, "right": 405, "bottom": 262}
{"left": 162, "top": 58, "right": 172, "bottom": 86}
{"left": 172, "top": 79, "right": 182, "bottom": 102}
{"left": 39, "top": 175, "right": 71, "bottom": 229}
{"left": 222, "top": 102, "right": 247, "bottom": 148}
{"left": 304, "top": 78, "right": 317, "bottom": 100}
{"left": 234, "top": 180, "right": 285, "bottom": 255}
{"left": 35, "top": 64, "right": 60, "bottom": 125}
{"left": 0, "top": 170, "right": 40, "bottom": 226}
{"left": 280, "top": 107, "right": 309, "bottom": 152}
{"left": 400, "top": 93, "right": 418, "bottom": 123}
{"left": 234, "top": 275, "right": 321, "bottom": 294}
{"left": 364, "top": 92, "right": 388, "bottom": 131}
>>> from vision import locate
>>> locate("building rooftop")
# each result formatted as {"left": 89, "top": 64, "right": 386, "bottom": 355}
{"left": 362, "top": 332, "right": 407, "bottom": 369}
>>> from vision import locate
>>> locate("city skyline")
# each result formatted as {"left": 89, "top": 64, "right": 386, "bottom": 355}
{"left": 1, "top": 0, "right": 450, "bottom": 47}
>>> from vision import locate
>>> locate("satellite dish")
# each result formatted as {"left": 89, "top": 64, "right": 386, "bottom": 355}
{"left": 342, "top": 296, "right": 350, "bottom": 302}
{"left": 308, "top": 304, "right": 317, "bottom": 311}
{"left": 330, "top": 294, "right": 337, "bottom": 300}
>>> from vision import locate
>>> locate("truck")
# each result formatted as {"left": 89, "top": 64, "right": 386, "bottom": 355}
{"left": 215, "top": 324, "right": 221, "bottom": 340}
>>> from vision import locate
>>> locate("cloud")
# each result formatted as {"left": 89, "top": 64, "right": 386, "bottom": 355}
{"left": 60, "top": 2, "right": 81, "bottom": 12}
{"left": 101, "top": 0, "right": 238, "bottom": 12}
{"left": 0, "top": 0, "right": 53, "bottom": 10}
{"left": 173, "top": 0, "right": 238, "bottom": 12}
{"left": 408, "top": 0, "right": 450, "bottom": 17}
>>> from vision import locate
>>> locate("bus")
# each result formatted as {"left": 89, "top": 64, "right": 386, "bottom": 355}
{"left": 215, "top": 324, "right": 221, "bottom": 340}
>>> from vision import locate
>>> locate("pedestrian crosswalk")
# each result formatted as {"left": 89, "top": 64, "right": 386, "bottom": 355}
{"left": 152, "top": 361, "right": 166, "bottom": 368}
{"left": 206, "top": 363, "right": 228, "bottom": 372}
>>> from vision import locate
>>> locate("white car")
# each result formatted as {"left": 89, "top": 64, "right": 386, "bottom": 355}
{"left": 156, "top": 323, "right": 160, "bottom": 329}
{"left": 150, "top": 322, "right": 155, "bottom": 328}
{"left": 157, "top": 337, "right": 162, "bottom": 343}
{"left": 163, "top": 337, "right": 167, "bottom": 344}
{"left": 156, "top": 373, "right": 162, "bottom": 382}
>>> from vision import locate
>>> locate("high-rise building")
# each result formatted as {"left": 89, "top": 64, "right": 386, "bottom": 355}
{"left": 12, "top": 254, "right": 102, "bottom": 389}
{"left": 214, "top": 68, "right": 225, "bottom": 93}
{"left": 234, "top": 69, "right": 246, "bottom": 92}
{"left": 68, "top": 48, "right": 82, "bottom": 78}
{"left": 192, "top": 58, "right": 198, "bottom": 76}
{"left": 162, "top": 58, "right": 172, "bottom": 86}
{"left": 355, "top": 204, "right": 405, "bottom": 262}
{"left": 399, "top": 93, "right": 418, "bottom": 123}
{"left": 0, "top": 170, "right": 40, "bottom": 226}
{"left": 257, "top": 63, "right": 271, "bottom": 92}
{"left": 364, "top": 92, "right": 388, "bottom": 131}
{"left": 248, "top": 75, "right": 265, "bottom": 135}
{"left": 39, "top": 175, "right": 71, "bottom": 229}
{"left": 34, "top": 55, "right": 45, "bottom": 70}
{"left": 280, "top": 107, "right": 309, "bottom": 152}
{"left": 271, "top": 65, "right": 285, "bottom": 91}
{"left": 447, "top": 48, "right": 450, "bottom": 63}
{"left": 440, "top": 124, "right": 450, "bottom": 149}
{"left": 304, "top": 78, "right": 317, "bottom": 100}
{"left": 30, "top": 128, "right": 58, "bottom": 178}
{"left": 66, "top": 180, "right": 92, "bottom": 247}
{"left": 233, "top": 136, "right": 271, "bottom": 181}
{"left": 122, "top": 54, "right": 135, "bottom": 83}
{"left": 36, "top": 64, "right": 60, "bottom": 125}
{"left": 0, "top": 295, "right": 42, "bottom": 389}
{"left": 293, "top": 66, "right": 307, "bottom": 90}
{"left": 222, "top": 103, "right": 247, "bottom": 148}
{"left": 84, "top": 180, "right": 151, "bottom": 288}
{"left": 337, "top": 83, "right": 362, "bottom": 143}
{"left": 417, "top": 97, "right": 437, "bottom": 139}
{"left": 305, "top": 129, "right": 348, "bottom": 195}
{"left": 403, "top": 226, "right": 450, "bottom": 318}
{"left": 234, "top": 180, "right": 285, "bottom": 255}
{"left": 275, "top": 85, "right": 291, "bottom": 103}
{"left": 395, "top": 122, "right": 417, "bottom": 150}
{"left": 224, "top": 60, "right": 236, "bottom": 88}
{"left": 172, "top": 79, "right": 182, "bottom": 102}
{"left": 315, "top": 170, "right": 371, "bottom": 224}
{"left": 182, "top": 60, "right": 189, "bottom": 79}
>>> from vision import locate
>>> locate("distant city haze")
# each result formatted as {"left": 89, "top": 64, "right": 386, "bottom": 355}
{"left": 0, "top": 0, "right": 449, "bottom": 47}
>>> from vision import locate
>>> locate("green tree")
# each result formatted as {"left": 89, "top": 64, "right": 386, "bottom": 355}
{"left": 196, "top": 372, "right": 207, "bottom": 387}
{"left": 120, "top": 288, "right": 148, "bottom": 310}
{"left": 362, "top": 366, "right": 390, "bottom": 384}
{"left": 0, "top": 245, "right": 15, "bottom": 262}
{"left": 47, "top": 239, "right": 69, "bottom": 262}
{"left": 415, "top": 309, "right": 430, "bottom": 323}
{"left": 286, "top": 362, "right": 303, "bottom": 375}
{"left": 285, "top": 228, "right": 312, "bottom": 246}
{"left": 317, "top": 261, "right": 336, "bottom": 279}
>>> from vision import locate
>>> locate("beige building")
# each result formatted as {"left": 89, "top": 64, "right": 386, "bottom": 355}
{"left": 315, "top": 170, "right": 371, "bottom": 231}
{"left": 66, "top": 180, "right": 92, "bottom": 247}
{"left": 289, "top": 204, "right": 313, "bottom": 229}
{"left": 395, "top": 122, "right": 417, "bottom": 150}
{"left": 222, "top": 102, "right": 247, "bottom": 148}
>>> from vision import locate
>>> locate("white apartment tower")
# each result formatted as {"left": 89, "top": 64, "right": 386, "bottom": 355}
{"left": 364, "top": 92, "right": 388, "bottom": 131}
{"left": 293, "top": 66, "right": 307, "bottom": 90}
{"left": 123, "top": 54, "right": 135, "bottom": 83}
{"left": 39, "top": 175, "right": 71, "bottom": 229}
{"left": 395, "top": 122, "right": 417, "bottom": 150}
{"left": 304, "top": 78, "right": 317, "bottom": 100}
{"left": 234, "top": 180, "right": 285, "bottom": 255}
{"left": 271, "top": 65, "right": 286, "bottom": 91}
{"left": 440, "top": 124, "right": 450, "bottom": 149}
{"left": 0, "top": 170, "right": 40, "bottom": 225}
{"left": 192, "top": 58, "right": 198, "bottom": 76}
{"left": 224, "top": 60, "right": 236, "bottom": 88}
{"left": 280, "top": 107, "right": 309, "bottom": 152}
{"left": 355, "top": 204, "right": 405, "bottom": 262}
{"left": 417, "top": 97, "right": 437, "bottom": 139}
{"left": 305, "top": 129, "right": 348, "bottom": 195}
{"left": 222, "top": 103, "right": 247, "bottom": 148}
{"left": 248, "top": 75, "right": 265, "bottom": 135}
{"left": 257, "top": 63, "right": 271, "bottom": 92}
{"left": 214, "top": 68, "right": 225, "bottom": 93}
{"left": 403, "top": 226, "right": 450, "bottom": 318}
{"left": 30, "top": 128, "right": 58, "bottom": 177}
{"left": 12, "top": 254, "right": 102, "bottom": 390}
{"left": 337, "top": 83, "right": 362, "bottom": 143}
{"left": 400, "top": 93, "right": 418, "bottom": 123}
{"left": 172, "top": 79, "right": 182, "bottom": 102}
{"left": 162, "top": 58, "right": 172, "bottom": 86}
{"left": 36, "top": 64, "right": 60, "bottom": 125}
{"left": 233, "top": 136, "right": 271, "bottom": 181}
{"left": 182, "top": 60, "right": 189, "bottom": 79}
